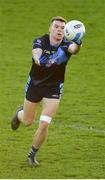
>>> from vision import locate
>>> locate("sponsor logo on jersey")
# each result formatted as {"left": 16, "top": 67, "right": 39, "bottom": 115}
{"left": 33, "top": 39, "right": 42, "bottom": 46}
{"left": 36, "top": 39, "right": 41, "bottom": 43}
{"left": 44, "top": 50, "right": 50, "bottom": 54}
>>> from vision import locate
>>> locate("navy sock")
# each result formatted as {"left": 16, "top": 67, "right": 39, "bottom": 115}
{"left": 28, "top": 146, "right": 38, "bottom": 158}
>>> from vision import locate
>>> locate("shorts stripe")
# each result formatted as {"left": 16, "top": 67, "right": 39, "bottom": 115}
{"left": 25, "top": 76, "right": 31, "bottom": 93}
{"left": 59, "top": 82, "right": 63, "bottom": 99}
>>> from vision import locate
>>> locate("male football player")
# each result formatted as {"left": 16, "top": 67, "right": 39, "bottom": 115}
{"left": 11, "top": 16, "right": 82, "bottom": 166}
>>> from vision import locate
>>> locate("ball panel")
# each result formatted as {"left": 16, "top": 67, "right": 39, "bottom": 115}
{"left": 64, "top": 20, "right": 86, "bottom": 41}
{"left": 73, "top": 32, "right": 82, "bottom": 41}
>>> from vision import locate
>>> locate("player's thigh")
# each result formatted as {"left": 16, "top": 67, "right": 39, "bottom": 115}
{"left": 42, "top": 98, "right": 60, "bottom": 117}
{"left": 23, "top": 98, "right": 39, "bottom": 122}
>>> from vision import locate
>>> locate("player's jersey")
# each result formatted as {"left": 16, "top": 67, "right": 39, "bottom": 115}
{"left": 29, "top": 34, "right": 72, "bottom": 87}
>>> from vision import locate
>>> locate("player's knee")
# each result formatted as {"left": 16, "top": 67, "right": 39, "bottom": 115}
{"left": 40, "top": 115, "right": 52, "bottom": 124}
{"left": 40, "top": 115, "right": 52, "bottom": 130}
{"left": 40, "top": 121, "right": 49, "bottom": 131}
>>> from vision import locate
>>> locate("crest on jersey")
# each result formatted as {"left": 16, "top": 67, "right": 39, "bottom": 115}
{"left": 33, "top": 39, "right": 42, "bottom": 46}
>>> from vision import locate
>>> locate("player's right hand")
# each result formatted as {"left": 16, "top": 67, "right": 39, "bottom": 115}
{"left": 39, "top": 54, "right": 49, "bottom": 66}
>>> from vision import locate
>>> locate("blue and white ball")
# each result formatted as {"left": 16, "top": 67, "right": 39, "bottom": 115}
{"left": 64, "top": 20, "right": 86, "bottom": 41}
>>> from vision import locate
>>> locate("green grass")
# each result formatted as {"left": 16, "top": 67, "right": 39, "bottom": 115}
{"left": 1, "top": 0, "right": 105, "bottom": 178}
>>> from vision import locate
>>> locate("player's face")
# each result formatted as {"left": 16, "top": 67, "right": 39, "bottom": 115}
{"left": 49, "top": 20, "right": 65, "bottom": 41}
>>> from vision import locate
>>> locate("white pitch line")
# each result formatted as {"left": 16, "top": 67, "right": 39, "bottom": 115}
{"left": 69, "top": 124, "right": 105, "bottom": 134}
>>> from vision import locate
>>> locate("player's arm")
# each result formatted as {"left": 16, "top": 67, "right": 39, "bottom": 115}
{"left": 68, "top": 41, "right": 82, "bottom": 54}
{"left": 32, "top": 38, "right": 50, "bottom": 66}
{"left": 48, "top": 40, "right": 82, "bottom": 65}
{"left": 32, "top": 48, "right": 43, "bottom": 65}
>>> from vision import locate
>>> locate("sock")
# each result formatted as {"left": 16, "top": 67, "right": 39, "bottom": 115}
{"left": 18, "top": 110, "right": 24, "bottom": 122}
{"left": 28, "top": 146, "right": 38, "bottom": 158}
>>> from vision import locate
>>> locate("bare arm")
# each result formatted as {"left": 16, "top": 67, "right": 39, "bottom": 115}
{"left": 68, "top": 42, "right": 82, "bottom": 54}
{"left": 32, "top": 48, "right": 43, "bottom": 65}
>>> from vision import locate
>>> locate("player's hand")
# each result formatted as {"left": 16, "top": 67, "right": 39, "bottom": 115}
{"left": 39, "top": 54, "right": 49, "bottom": 66}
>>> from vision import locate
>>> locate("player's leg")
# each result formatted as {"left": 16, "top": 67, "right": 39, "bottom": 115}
{"left": 28, "top": 98, "right": 60, "bottom": 165}
{"left": 18, "top": 98, "right": 38, "bottom": 125}
{"left": 33, "top": 98, "right": 60, "bottom": 148}
{"left": 11, "top": 75, "right": 41, "bottom": 130}
{"left": 28, "top": 82, "right": 63, "bottom": 166}
{"left": 11, "top": 98, "right": 38, "bottom": 130}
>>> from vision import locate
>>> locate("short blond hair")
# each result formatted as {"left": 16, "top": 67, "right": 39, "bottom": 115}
{"left": 51, "top": 16, "right": 67, "bottom": 24}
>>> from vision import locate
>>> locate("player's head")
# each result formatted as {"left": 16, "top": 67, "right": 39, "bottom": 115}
{"left": 51, "top": 16, "right": 67, "bottom": 24}
{"left": 49, "top": 16, "right": 67, "bottom": 41}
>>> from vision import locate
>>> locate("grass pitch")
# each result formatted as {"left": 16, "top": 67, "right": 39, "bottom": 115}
{"left": 0, "top": 0, "right": 105, "bottom": 178}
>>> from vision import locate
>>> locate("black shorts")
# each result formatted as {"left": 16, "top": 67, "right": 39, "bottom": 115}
{"left": 25, "top": 76, "right": 63, "bottom": 103}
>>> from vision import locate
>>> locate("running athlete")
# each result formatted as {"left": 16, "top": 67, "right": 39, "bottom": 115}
{"left": 11, "top": 16, "right": 82, "bottom": 166}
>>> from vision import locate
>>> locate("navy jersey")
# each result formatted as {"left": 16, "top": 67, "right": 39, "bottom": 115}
{"left": 29, "top": 34, "right": 72, "bottom": 86}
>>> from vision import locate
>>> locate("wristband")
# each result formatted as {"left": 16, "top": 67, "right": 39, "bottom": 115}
{"left": 74, "top": 40, "right": 82, "bottom": 45}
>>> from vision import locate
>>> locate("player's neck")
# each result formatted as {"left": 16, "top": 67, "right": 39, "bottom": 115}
{"left": 49, "top": 34, "right": 62, "bottom": 46}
